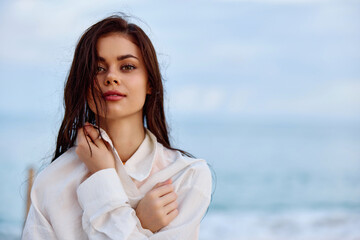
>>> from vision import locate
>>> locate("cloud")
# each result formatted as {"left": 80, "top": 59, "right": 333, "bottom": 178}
{"left": 169, "top": 85, "right": 226, "bottom": 113}
{"left": 1, "top": 0, "right": 359, "bottom": 124}
{"left": 209, "top": 42, "right": 277, "bottom": 63}
{"left": 309, "top": 1, "right": 360, "bottom": 36}
{"left": 218, "top": 0, "right": 335, "bottom": 4}
{"left": 0, "top": 0, "right": 141, "bottom": 65}
{"left": 287, "top": 80, "right": 360, "bottom": 116}
{"left": 168, "top": 80, "right": 360, "bottom": 120}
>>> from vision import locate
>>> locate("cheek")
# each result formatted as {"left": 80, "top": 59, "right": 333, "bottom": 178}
{"left": 133, "top": 83, "right": 148, "bottom": 104}
{"left": 87, "top": 87, "right": 104, "bottom": 115}
{"left": 87, "top": 94, "right": 96, "bottom": 114}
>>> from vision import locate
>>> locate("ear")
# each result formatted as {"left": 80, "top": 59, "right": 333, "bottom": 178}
{"left": 146, "top": 82, "right": 152, "bottom": 95}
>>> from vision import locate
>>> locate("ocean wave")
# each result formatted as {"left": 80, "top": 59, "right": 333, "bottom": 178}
{"left": 200, "top": 209, "right": 360, "bottom": 240}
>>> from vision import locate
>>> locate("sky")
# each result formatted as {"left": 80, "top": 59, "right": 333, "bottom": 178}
{"left": 0, "top": 0, "right": 359, "bottom": 124}
{"left": 0, "top": 1, "right": 359, "bottom": 237}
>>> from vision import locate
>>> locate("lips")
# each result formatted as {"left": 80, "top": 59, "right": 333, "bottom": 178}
{"left": 103, "top": 90, "right": 126, "bottom": 101}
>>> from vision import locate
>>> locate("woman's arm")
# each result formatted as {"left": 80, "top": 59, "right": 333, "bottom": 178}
{"left": 77, "top": 168, "right": 211, "bottom": 240}
{"left": 76, "top": 125, "right": 179, "bottom": 232}
{"left": 22, "top": 194, "right": 57, "bottom": 239}
{"left": 76, "top": 125, "right": 212, "bottom": 239}
{"left": 76, "top": 125, "right": 178, "bottom": 236}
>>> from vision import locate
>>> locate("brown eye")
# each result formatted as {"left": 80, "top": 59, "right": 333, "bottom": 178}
{"left": 97, "top": 66, "right": 106, "bottom": 73}
{"left": 121, "top": 64, "right": 136, "bottom": 71}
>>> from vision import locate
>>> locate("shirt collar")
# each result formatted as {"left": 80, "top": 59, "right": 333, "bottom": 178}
{"left": 123, "top": 129, "right": 157, "bottom": 182}
{"left": 84, "top": 126, "right": 157, "bottom": 182}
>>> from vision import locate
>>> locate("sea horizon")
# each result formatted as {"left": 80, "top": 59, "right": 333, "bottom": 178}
{"left": 1, "top": 115, "right": 359, "bottom": 239}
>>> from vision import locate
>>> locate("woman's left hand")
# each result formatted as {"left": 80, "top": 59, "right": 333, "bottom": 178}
{"left": 76, "top": 123, "right": 116, "bottom": 175}
{"left": 135, "top": 179, "right": 179, "bottom": 232}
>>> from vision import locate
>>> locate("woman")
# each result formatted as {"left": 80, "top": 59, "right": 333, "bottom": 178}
{"left": 22, "top": 15, "right": 212, "bottom": 239}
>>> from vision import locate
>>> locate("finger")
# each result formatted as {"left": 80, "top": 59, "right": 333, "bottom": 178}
{"left": 77, "top": 128, "right": 89, "bottom": 145}
{"left": 85, "top": 134, "right": 98, "bottom": 147}
{"left": 77, "top": 128, "right": 97, "bottom": 151}
{"left": 163, "top": 200, "right": 178, "bottom": 215}
{"left": 153, "top": 184, "right": 174, "bottom": 198}
{"left": 77, "top": 126, "right": 97, "bottom": 148}
{"left": 160, "top": 191, "right": 177, "bottom": 206}
{"left": 165, "top": 208, "right": 179, "bottom": 222}
{"left": 103, "top": 140, "right": 113, "bottom": 151}
{"left": 84, "top": 124, "right": 100, "bottom": 142}
{"left": 84, "top": 125, "right": 107, "bottom": 149}
{"left": 152, "top": 179, "right": 172, "bottom": 190}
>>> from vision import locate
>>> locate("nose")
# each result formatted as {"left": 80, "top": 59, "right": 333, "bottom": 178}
{"left": 104, "top": 70, "right": 120, "bottom": 86}
{"left": 104, "top": 78, "right": 119, "bottom": 86}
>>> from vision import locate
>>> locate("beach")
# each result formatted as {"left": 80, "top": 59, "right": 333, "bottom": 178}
{"left": 1, "top": 116, "right": 360, "bottom": 239}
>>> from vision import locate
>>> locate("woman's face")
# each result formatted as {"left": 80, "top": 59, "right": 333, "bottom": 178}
{"left": 88, "top": 33, "right": 150, "bottom": 121}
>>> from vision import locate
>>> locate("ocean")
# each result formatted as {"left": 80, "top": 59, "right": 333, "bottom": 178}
{"left": 0, "top": 115, "right": 359, "bottom": 239}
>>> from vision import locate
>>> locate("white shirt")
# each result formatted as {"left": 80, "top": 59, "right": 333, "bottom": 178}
{"left": 22, "top": 128, "right": 212, "bottom": 240}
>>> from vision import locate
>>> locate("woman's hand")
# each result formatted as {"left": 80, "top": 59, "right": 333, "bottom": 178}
{"left": 136, "top": 179, "right": 179, "bottom": 233}
{"left": 76, "top": 123, "right": 116, "bottom": 175}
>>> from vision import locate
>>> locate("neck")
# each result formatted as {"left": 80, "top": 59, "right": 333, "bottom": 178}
{"left": 99, "top": 114, "right": 145, "bottom": 163}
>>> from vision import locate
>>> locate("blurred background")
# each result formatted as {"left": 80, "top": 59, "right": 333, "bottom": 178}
{"left": 0, "top": 0, "right": 359, "bottom": 239}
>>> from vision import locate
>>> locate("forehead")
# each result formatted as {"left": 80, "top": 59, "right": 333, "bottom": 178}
{"left": 96, "top": 33, "right": 141, "bottom": 59}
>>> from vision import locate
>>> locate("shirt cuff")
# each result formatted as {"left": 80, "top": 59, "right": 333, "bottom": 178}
{"left": 77, "top": 168, "right": 129, "bottom": 217}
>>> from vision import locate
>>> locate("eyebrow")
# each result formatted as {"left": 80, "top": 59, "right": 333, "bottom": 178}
{"left": 98, "top": 54, "right": 139, "bottom": 62}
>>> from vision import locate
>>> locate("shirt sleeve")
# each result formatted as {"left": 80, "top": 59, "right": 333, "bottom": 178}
{"left": 22, "top": 199, "right": 57, "bottom": 239}
{"left": 76, "top": 167, "right": 212, "bottom": 240}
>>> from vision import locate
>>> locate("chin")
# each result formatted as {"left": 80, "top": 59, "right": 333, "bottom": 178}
{"left": 101, "top": 109, "right": 144, "bottom": 121}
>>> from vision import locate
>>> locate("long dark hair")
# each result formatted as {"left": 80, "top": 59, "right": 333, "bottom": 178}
{"left": 52, "top": 15, "right": 192, "bottom": 162}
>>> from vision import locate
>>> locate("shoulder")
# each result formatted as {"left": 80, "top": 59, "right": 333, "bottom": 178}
{"left": 180, "top": 155, "right": 213, "bottom": 196}
{"left": 158, "top": 143, "right": 212, "bottom": 197}
{"left": 31, "top": 147, "right": 87, "bottom": 200}
{"left": 34, "top": 147, "right": 82, "bottom": 183}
